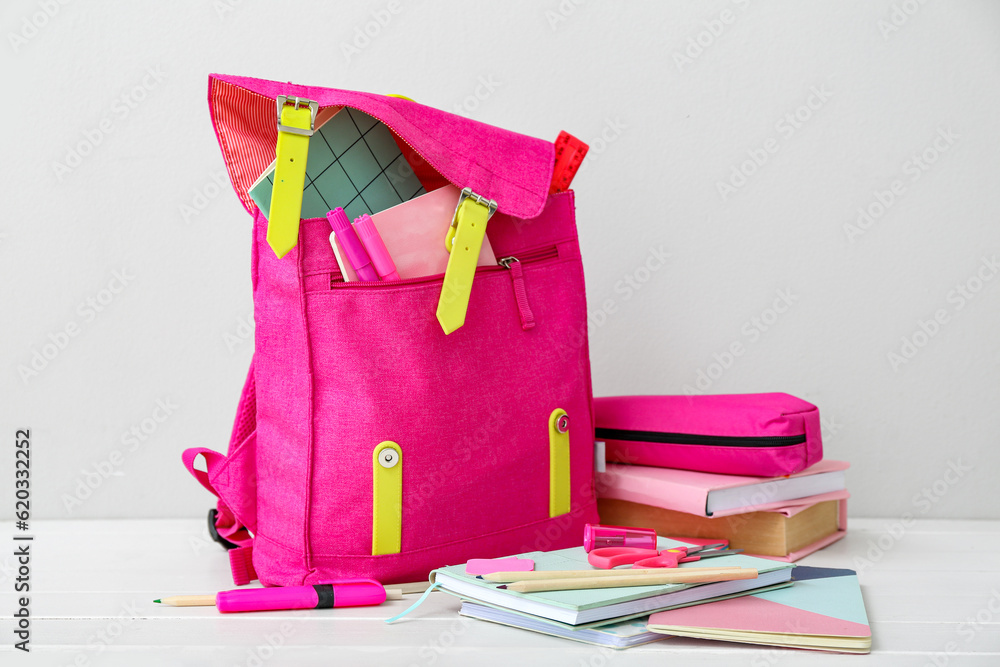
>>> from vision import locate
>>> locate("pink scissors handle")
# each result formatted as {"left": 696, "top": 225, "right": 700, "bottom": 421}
{"left": 587, "top": 547, "right": 659, "bottom": 569}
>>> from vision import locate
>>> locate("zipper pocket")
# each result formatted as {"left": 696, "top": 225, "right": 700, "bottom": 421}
{"left": 329, "top": 245, "right": 560, "bottom": 290}
{"left": 594, "top": 428, "right": 807, "bottom": 448}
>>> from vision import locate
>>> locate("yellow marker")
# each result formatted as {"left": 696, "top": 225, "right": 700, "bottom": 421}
{"left": 372, "top": 441, "right": 402, "bottom": 555}
{"left": 267, "top": 96, "right": 317, "bottom": 258}
{"left": 549, "top": 409, "right": 571, "bottom": 517}
{"left": 437, "top": 188, "right": 496, "bottom": 334}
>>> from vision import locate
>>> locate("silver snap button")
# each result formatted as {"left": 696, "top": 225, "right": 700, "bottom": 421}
{"left": 557, "top": 414, "right": 570, "bottom": 433}
{"left": 378, "top": 448, "right": 399, "bottom": 468}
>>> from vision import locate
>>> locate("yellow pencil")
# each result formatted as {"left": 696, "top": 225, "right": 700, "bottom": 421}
{"left": 483, "top": 566, "right": 742, "bottom": 583}
{"left": 497, "top": 568, "right": 758, "bottom": 593}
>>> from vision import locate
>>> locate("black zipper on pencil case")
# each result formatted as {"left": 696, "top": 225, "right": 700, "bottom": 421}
{"left": 594, "top": 428, "right": 807, "bottom": 448}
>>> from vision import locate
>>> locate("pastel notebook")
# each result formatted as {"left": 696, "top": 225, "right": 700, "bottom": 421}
{"left": 597, "top": 460, "right": 850, "bottom": 517}
{"left": 647, "top": 566, "right": 871, "bottom": 654}
{"left": 429, "top": 538, "right": 794, "bottom": 627}
{"left": 248, "top": 107, "right": 426, "bottom": 221}
{"left": 332, "top": 185, "right": 496, "bottom": 282}
{"left": 456, "top": 582, "right": 792, "bottom": 648}
{"left": 459, "top": 602, "right": 669, "bottom": 649}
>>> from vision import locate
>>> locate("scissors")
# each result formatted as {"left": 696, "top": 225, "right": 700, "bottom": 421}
{"left": 587, "top": 542, "right": 743, "bottom": 569}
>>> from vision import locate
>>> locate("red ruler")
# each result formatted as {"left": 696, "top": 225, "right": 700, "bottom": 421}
{"left": 549, "top": 131, "right": 589, "bottom": 194}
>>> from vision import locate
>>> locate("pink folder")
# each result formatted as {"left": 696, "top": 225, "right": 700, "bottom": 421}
{"left": 333, "top": 185, "right": 496, "bottom": 282}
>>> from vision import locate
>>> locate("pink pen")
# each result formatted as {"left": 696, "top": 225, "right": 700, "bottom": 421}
{"left": 354, "top": 214, "right": 401, "bottom": 281}
{"left": 215, "top": 579, "right": 386, "bottom": 613}
{"left": 583, "top": 523, "right": 657, "bottom": 553}
{"left": 327, "top": 208, "right": 379, "bottom": 282}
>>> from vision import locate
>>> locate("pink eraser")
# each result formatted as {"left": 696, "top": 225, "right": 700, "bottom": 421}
{"left": 465, "top": 557, "right": 535, "bottom": 576}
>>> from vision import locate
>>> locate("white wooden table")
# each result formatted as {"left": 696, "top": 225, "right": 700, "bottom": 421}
{"left": 1, "top": 518, "right": 998, "bottom": 665}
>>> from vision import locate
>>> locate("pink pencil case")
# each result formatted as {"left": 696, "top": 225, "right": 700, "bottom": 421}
{"left": 595, "top": 393, "right": 823, "bottom": 477}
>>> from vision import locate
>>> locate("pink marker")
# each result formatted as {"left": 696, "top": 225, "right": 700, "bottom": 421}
{"left": 583, "top": 523, "right": 657, "bottom": 553}
{"left": 328, "top": 208, "right": 379, "bottom": 282}
{"left": 354, "top": 214, "right": 401, "bottom": 281}
{"left": 215, "top": 579, "right": 386, "bottom": 613}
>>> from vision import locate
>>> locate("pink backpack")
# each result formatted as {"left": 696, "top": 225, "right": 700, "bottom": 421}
{"left": 183, "top": 74, "right": 599, "bottom": 586}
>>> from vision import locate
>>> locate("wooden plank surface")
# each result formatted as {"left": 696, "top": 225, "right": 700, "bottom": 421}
{"left": 0, "top": 518, "right": 998, "bottom": 665}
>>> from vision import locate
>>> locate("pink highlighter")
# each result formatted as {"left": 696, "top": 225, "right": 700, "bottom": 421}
{"left": 327, "top": 208, "right": 380, "bottom": 282}
{"left": 354, "top": 214, "right": 400, "bottom": 281}
{"left": 216, "top": 579, "right": 386, "bottom": 613}
{"left": 583, "top": 523, "right": 657, "bottom": 553}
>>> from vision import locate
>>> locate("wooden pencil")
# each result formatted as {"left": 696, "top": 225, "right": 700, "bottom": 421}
{"left": 483, "top": 566, "right": 742, "bottom": 583}
{"left": 154, "top": 595, "right": 218, "bottom": 607}
{"left": 497, "top": 568, "right": 758, "bottom": 593}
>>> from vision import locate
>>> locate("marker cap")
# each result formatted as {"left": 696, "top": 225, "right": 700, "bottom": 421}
{"left": 354, "top": 214, "right": 401, "bottom": 281}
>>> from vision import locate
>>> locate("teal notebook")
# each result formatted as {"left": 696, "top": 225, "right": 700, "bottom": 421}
{"left": 248, "top": 107, "right": 425, "bottom": 221}
{"left": 429, "top": 538, "right": 795, "bottom": 626}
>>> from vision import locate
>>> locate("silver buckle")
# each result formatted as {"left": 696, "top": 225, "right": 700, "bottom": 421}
{"left": 276, "top": 95, "right": 319, "bottom": 136}
{"left": 448, "top": 187, "right": 497, "bottom": 243}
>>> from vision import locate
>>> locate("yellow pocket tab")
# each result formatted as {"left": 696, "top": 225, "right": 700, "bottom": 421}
{"left": 372, "top": 441, "right": 403, "bottom": 555}
{"left": 548, "top": 409, "right": 571, "bottom": 517}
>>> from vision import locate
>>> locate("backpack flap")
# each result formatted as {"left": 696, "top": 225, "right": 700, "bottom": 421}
{"left": 207, "top": 73, "right": 555, "bottom": 221}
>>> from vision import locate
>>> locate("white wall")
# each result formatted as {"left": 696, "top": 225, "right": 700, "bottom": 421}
{"left": 3, "top": 0, "right": 998, "bottom": 521}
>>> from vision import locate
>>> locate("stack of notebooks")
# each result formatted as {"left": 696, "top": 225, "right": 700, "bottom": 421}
{"left": 596, "top": 460, "right": 851, "bottom": 561}
{"left": 430, "top": 540, "right": 871, "bottom": 653}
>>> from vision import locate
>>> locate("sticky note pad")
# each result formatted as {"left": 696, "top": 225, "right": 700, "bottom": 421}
{"left": 249, "top": 107, "right": 425, "bottom": 220}
{"left": 465, "top": 557, "right": 535, "bottom": 576}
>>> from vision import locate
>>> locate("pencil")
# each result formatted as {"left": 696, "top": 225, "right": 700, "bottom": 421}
{"left": 483, "top": 566, "right": 742, "bottom": 583}
{"left": 497, "top": 568, "right": 758, "bottom": 593}
{"left": 154, "top": 595, "right": 218, "bottom": 607}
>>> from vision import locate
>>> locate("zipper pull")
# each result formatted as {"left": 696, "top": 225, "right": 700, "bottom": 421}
{"left": 499, "top": 257, "right": 535, "bottom": 330}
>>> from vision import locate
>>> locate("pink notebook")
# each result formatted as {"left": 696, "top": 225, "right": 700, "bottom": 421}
{"left": 596, "top": 460, "right": 850, "bottom": 517}
{"left": 333, "top": 185, "right": 496, "bottom": 282}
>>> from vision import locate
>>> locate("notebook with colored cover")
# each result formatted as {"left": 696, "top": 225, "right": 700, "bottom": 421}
{"left": 332, "top": 185, "right": 496, "bottom": 282}
{"left": 429, "top": 538, "right": 795, "bottom": 626}
{"left": 248, "top": 107, "right": 427, "bottom": 221}
{"left": 457, "top": 582, "right": 793, "bottom": 646}
{"left": 597, "top": 460, "right": 850, "bottom": 517}
{"left": 647, "top": 566, "right": 871, "bottom": 654}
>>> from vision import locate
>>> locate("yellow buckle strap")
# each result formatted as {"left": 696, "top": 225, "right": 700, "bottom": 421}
{"left": 437, "top": 188, "right": 496, "bottom": 335}
{"left": 266, "top": 97, "right": 317, "bottom": 258}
